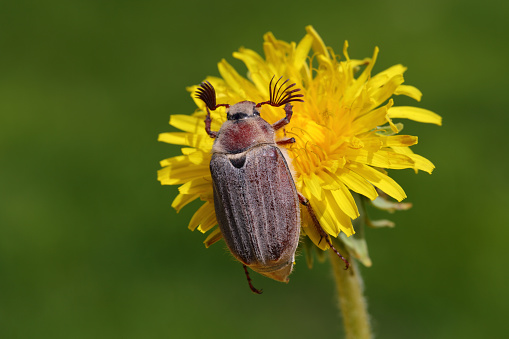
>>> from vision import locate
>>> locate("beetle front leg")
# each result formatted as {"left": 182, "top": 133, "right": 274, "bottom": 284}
{"left": 204, "top": 107, "right": 218, "bottom": 138}
{"left": 272, "top": 103, "right": 294, "bottom": 131}
{"left": 297, "top": 192, "right": 350, "bottom": 270}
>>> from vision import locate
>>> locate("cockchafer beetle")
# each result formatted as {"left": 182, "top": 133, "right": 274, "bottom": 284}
{"left": 196, "top": 77, "right": 349, "bottom": 294}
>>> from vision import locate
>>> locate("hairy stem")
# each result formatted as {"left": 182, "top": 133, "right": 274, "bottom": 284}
{"left": 329, "top": 246, "right": 372, "bottom": 339}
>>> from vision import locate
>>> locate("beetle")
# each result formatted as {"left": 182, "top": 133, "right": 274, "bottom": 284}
{"left": 196, "top": 77, "right": 349, "bottom": 293}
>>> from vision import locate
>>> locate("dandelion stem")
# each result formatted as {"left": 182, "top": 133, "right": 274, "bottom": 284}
{"left": 329, "top": 245, "right": 372, "bottom": 339}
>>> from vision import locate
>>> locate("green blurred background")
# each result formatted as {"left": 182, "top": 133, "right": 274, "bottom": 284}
{"left": 1, "top": 0, "right": 507, "bottom": 338}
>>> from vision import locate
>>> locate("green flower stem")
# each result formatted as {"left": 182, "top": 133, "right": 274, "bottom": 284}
{"left": 329, "top": 245, "right": 372, "bottom": 339}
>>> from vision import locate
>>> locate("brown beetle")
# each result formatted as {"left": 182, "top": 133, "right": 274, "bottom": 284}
{"left": 196, "top": 77, "right": 348, "bottom": 293}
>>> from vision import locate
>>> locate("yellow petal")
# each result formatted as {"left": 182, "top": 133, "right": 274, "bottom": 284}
{"left": 303, "top": 173, "right": 323, "bottom": 201}
{"left": 409, "top": 154, "right": 435, "bottom": 173}
{"left": 362, "top": 135, "right": 418, "bottom": 148}
{"left": 188, "top": 201, "right": 215, "bottom": 231}
{"left": 158, "top": 164, "right": 210, "bottom": 185}
{"left": 394, "top": 85, "right": 422, "bottom": 101}
{"left": 337, "top": 168, "right": 378, "bottom": 201}
{"left": 330, "top": 182, "right": 360, "bottom": 220}
{"left": 233, "top": 48, "right": 271, "bottom": 95}
{"left": 344, "top": 148, "right": 416, "bottom": 170}
{"left": 350, "top": 102, "right": 390, "bottom": 135}
{"left": 178, "top": 176, "right": 212, "bottom": 195}
{"left": 388, "top": 106, "right": 442, "bottom": 126}
{"left": 217, "top": 59, "right": 256, "bottom": 99}
{"left": 294, "top": 33, "right": 313, "bottom": 70}
{"left": 366, "top": 74, "right": 405, "bottom": 111}
{"left": 264, "top": 31, "right": 291, "bottom": 53}
{"left": 384, "top": 135, "right": 418, "bottom": 147}
{"left": 317, "top": 169, "right": 342, "bottom": 190}
{"left": 301, "top": 186, "right": 339, "bottom": 236}
{"left": 157, "top": 167, "right": 172, "bottom": 185}
{"left": 347, "top": 162, "right": 406, "bottom": 201}
{"left": 159, "top": 154, "right": 189, "bottom": 168}
{"left": 158, "top": 132, "right": 213, "bottom": 149}
{"left": 197, "top": 211, "right": 217, "bottom": 233}
{"left": 344, "top": 47, "right": 378, "bottom": 102}
{"left": 158, "top": 132, "right": 187, "bottom": 145}
{"left": 385, "top": 110, "right": 400, "bottom": 133}
{"left": 317, "top": 170, "right": 359, "bottom": 219}
{"left": 324, "top": 190, "right": 355, "bottom": 236}
{"left": 180, "top": 147, "right": 197, "bottom": 155}
{"left": 204, "top": 227, "right": 223, "bottom": 248}
{"left": 188, "top": 150, "right": 209, "bottom": 165}
{"left": 370, "top": 65, "right": 407, "bottom": 86}
{"left": 305, "top": 25, "right": 330, "bottom": 58}
{"left": 392, "top": 146, "right": 435, "bottom": 174}
{"left": 171, "top": 193, "right": 200, "bottom": 212}
{"left": 169, "top": 115, "right": 204, "bottom": 134}
{"left": 300, "top": 205, "right": 327, "bottom": 250}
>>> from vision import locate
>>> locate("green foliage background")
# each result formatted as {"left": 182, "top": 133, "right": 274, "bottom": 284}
{"left": 1, "top": 0, "right": 507, "bottom": 338}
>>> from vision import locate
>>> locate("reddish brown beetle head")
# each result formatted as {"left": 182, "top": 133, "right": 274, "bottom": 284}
{"left": 195, "top": 77, "right": 304, "bottom": 121}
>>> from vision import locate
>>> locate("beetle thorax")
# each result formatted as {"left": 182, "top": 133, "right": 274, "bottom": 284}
{"left": 212, "top": 101, "right": 276, "bottom": 154}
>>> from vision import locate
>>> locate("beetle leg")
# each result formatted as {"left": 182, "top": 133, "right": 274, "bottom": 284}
{"left": 272, "top": 103, "right": 294, "bottom": 131}
{"left": 297, "top": 192, "right": 350, "bottom": 270}
{"left": 243, "top": 265, "right": 263, "bottom": 294}
{"left": 276, "top": 137, "right": 295, "bottom": 146}
{"left": 204, "top": 107, "right": 218, "bottom": 138}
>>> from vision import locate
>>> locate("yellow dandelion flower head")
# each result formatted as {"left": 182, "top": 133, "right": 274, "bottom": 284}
{"left": 158, "top": 25, "right": 441, "bottom": 251}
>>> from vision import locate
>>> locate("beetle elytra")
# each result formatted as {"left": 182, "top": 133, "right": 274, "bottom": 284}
{"left": 196, "top": 77, "right": 349, "bottom": 293}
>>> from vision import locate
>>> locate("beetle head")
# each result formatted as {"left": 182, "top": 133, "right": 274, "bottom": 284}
{"left": 226, "top": 101, "right": 260, "bottom": 121}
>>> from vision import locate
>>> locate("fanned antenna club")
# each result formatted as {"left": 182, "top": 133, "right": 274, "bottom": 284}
{"left": 195, "top": 81, "right": 230, "bottom": 111}
{"left": 257, "top": 76, "right": 304, "bottom": 108}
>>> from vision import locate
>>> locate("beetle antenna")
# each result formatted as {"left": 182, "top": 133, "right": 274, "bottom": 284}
{"left": 243, "top": 265, "right": 263, "bottom": 294}
{"left": 257, "top": 76, "right": 304, "bottom": 107}
{"left": 195, "top": 81, "right": 230, "bottom": 111}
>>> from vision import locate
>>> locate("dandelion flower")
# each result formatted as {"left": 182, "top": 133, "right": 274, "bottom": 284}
{"left": 158, "top": 25, "right": 441, "bottom": 272}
